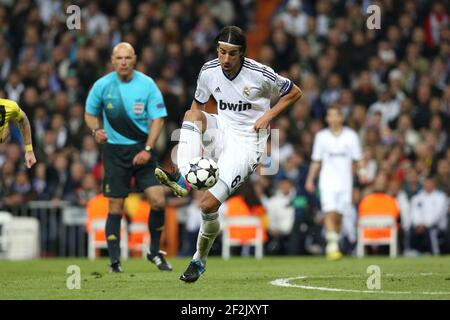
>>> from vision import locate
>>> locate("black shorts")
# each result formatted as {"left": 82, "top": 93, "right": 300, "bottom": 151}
{"left": 102, "top": 143, "right": 160, "bottom": 198}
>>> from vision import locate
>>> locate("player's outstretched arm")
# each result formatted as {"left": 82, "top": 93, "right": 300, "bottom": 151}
{"left": 254, "top": 83, "right": 302, "bottom": 131}
{"left": 17, "top": 111, "right": 37, "bottom": 168}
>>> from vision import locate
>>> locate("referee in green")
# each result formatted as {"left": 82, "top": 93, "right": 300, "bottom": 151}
{"left": 85, "top": 42, "right": 172, "bottom": 273}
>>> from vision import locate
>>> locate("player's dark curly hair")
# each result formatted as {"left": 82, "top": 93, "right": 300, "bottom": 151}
{"left": 215, "top": 26, "right": 247, "bottom": 55}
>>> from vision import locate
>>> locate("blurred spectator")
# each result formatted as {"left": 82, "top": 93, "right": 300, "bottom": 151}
{"left": 180, "top": 191, "right": 202, "bottom": 256}
{"left": 435, "top": 158, "right": 450, "bottom": 195}
{"left": 67, "top": 102, "right": 88, "bottom": 149}
{"left": 403, "top": 168, "right": 422, "bottom": 199}
{"left": 79, "top": 137, "right": 98, "bottom": 172}
{"left": 368, "top": 86, "right": 401, "bottom": 129}
{"left": 62, "top": 161, "right": 86, "bottom": 203}
{"left": 4, "top": 70, "right": 24, "bottom": 101}
{"left": 83, "top": 1, "right": 109, "bottom": 36}
{"left": 207, "top": 0, "right": 235, "bottom": 26}
{"left": 31, "top": 162, "right": 47, "bottom": 200}
{"left": 388, "top": 178, "right": 412, "bottom": 253}
{"left": 410, "top": 176, "right": 449, "bottom": 255}
{"left": 266, "top": 177, "right": 295, "bottom": 255}
{"left": 44, "top": 152, "right": 69, "bottom": 201}
{"left": 274, "top": 0, "right": 308, "bottom": 38}
{"left": 424, "top": 1, "right": 449, "bottom": 49}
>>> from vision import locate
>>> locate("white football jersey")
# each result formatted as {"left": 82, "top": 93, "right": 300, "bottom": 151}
{"left": 311, "top": 127, "right": 363, "bottom": 192}
{"left": 194, "top": 57, "right": 292, "bottom": 134}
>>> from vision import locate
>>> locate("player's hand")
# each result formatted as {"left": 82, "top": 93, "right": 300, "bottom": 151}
{"left": 305, "top": 180, "right": 315, "bottom": 193}
{"left": 24, "top": 151, "right": 37, "bottom": 169}
{"left": 94, "top": 129, "right": 108, "bottom": 144}
{"left": 254, "top": 114, "right": 273, "bottom": 132}
{"left": 133, "top": 150, "right": 151, "bottom": 166}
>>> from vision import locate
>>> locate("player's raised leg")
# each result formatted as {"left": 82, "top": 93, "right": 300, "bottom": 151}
{"left": 180, "top": 191, "right": 221, "bottom": 283}
{"left": 155, "top": 108, "right": 207, "bottom": 197}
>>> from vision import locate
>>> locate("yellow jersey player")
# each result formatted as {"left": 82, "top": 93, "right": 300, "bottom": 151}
{"left": 0, "top": 98, "right": 37, "bottom": 168}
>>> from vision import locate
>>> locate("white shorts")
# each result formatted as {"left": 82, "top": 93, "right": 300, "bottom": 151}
{"left": 319, "top": 188, "right": 352, "bottom": 215}
{"left": 201, "top": 112, "right": 265, "bottom": 203}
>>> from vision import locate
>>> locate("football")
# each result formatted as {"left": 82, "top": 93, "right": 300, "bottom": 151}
{"left": 185, "top": 157, "right": 219, "bottom": 190}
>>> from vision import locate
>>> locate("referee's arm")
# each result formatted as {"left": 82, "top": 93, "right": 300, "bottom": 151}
{"left": 85, "top": 112, "right": 107, "bottom": 144}
{"left": 145, "top": 117, "right": 165, "bottom": 149}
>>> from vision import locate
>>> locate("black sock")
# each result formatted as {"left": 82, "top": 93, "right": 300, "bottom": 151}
{"left": 149, "top": 209, "right": 165, "bottom": 256}
{"left": 105, "top": 214, "right": 122, "bottom": 264}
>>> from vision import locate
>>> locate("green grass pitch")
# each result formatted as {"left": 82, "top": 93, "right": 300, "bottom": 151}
{"left": 1, "top": 256, "right": 450, "bottom": 300}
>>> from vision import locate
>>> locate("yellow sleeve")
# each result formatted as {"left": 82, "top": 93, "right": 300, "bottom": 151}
{"left": 11, "top": 101, "right": 24, "bottom": 122}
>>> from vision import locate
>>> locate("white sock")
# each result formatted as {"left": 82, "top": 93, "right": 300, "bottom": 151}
{"left": 326, "top": 231, "right": 340, "bottom": 254}
{"left": 193, "top": 212, "right": 220, "bottom": 264}
{"left": 177, "top": 121, "right": 202, "bottom": 176}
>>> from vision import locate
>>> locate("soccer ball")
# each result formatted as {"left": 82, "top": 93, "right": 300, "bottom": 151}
{"left": 185, "top": 157, "right": 219, "bottom": 190}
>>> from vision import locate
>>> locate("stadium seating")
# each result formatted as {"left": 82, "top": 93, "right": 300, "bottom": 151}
{"left": 357, "top": 215, "right": 398, "bottom": 258}
{"left": 222, "top": 216, "right": 264, "bottom": 259}
{"left": 124, "top": 194, "right": 150, "bottom": 258}
{"left": 88, "top": 218, "right": 129, "bottom": 260}
{"left": 357, "top": 192, "right": 400, "bottom": 257}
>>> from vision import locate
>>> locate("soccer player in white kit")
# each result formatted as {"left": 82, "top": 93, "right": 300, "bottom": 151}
{"left": 155, "top": 26, "right": 302, "bottom": 282}
{"left": 305, "top": 105, "right": 366, "bottom": 260}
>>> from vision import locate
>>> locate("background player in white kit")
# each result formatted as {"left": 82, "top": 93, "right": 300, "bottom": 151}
{"left": 305, "top": 105, "right": 367, "bottom": 260}
{"left": 155, "top": 26, "right": 302, "bottom": 282}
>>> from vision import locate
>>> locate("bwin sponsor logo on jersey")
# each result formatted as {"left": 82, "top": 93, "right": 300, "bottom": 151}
{"left": 219, "top": 99, "right": 252, "bottom": 112}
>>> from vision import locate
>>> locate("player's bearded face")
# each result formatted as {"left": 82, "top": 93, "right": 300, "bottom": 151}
{"left": 217, "top": 44, "right": 242, "bottom": 74}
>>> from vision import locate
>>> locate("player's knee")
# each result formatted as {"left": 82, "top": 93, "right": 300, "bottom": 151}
{"left": 200, "top": 198, "right": 220, "bottom": 214}
{"left": 150, "top": 198, "right": 166, "bottom": 211}
{"left": 109, "top": 199, "right": 123, "bottom": 214}
{"left": 148, "top": 194, "right": 166, "bottom": 210}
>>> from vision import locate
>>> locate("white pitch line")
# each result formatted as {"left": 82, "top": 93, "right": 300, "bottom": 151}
{"left": 270, "top": 276, "right": 450, "bottom": 295}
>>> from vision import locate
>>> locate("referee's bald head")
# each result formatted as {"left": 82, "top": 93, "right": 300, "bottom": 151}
{"left": 112, "top": 42, "right": 136, "bottom": 57}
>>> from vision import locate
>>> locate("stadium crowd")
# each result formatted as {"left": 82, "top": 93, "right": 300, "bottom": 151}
{"left": 0, "top": 0, "right": 449, "bottom": 257}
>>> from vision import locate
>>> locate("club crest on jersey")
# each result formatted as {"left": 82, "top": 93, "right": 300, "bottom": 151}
{"left": 219, "top": 99, "right": 251, "bottom": 112}
{"left": 242, "top": 86, "right": 250, "bottom": 97}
